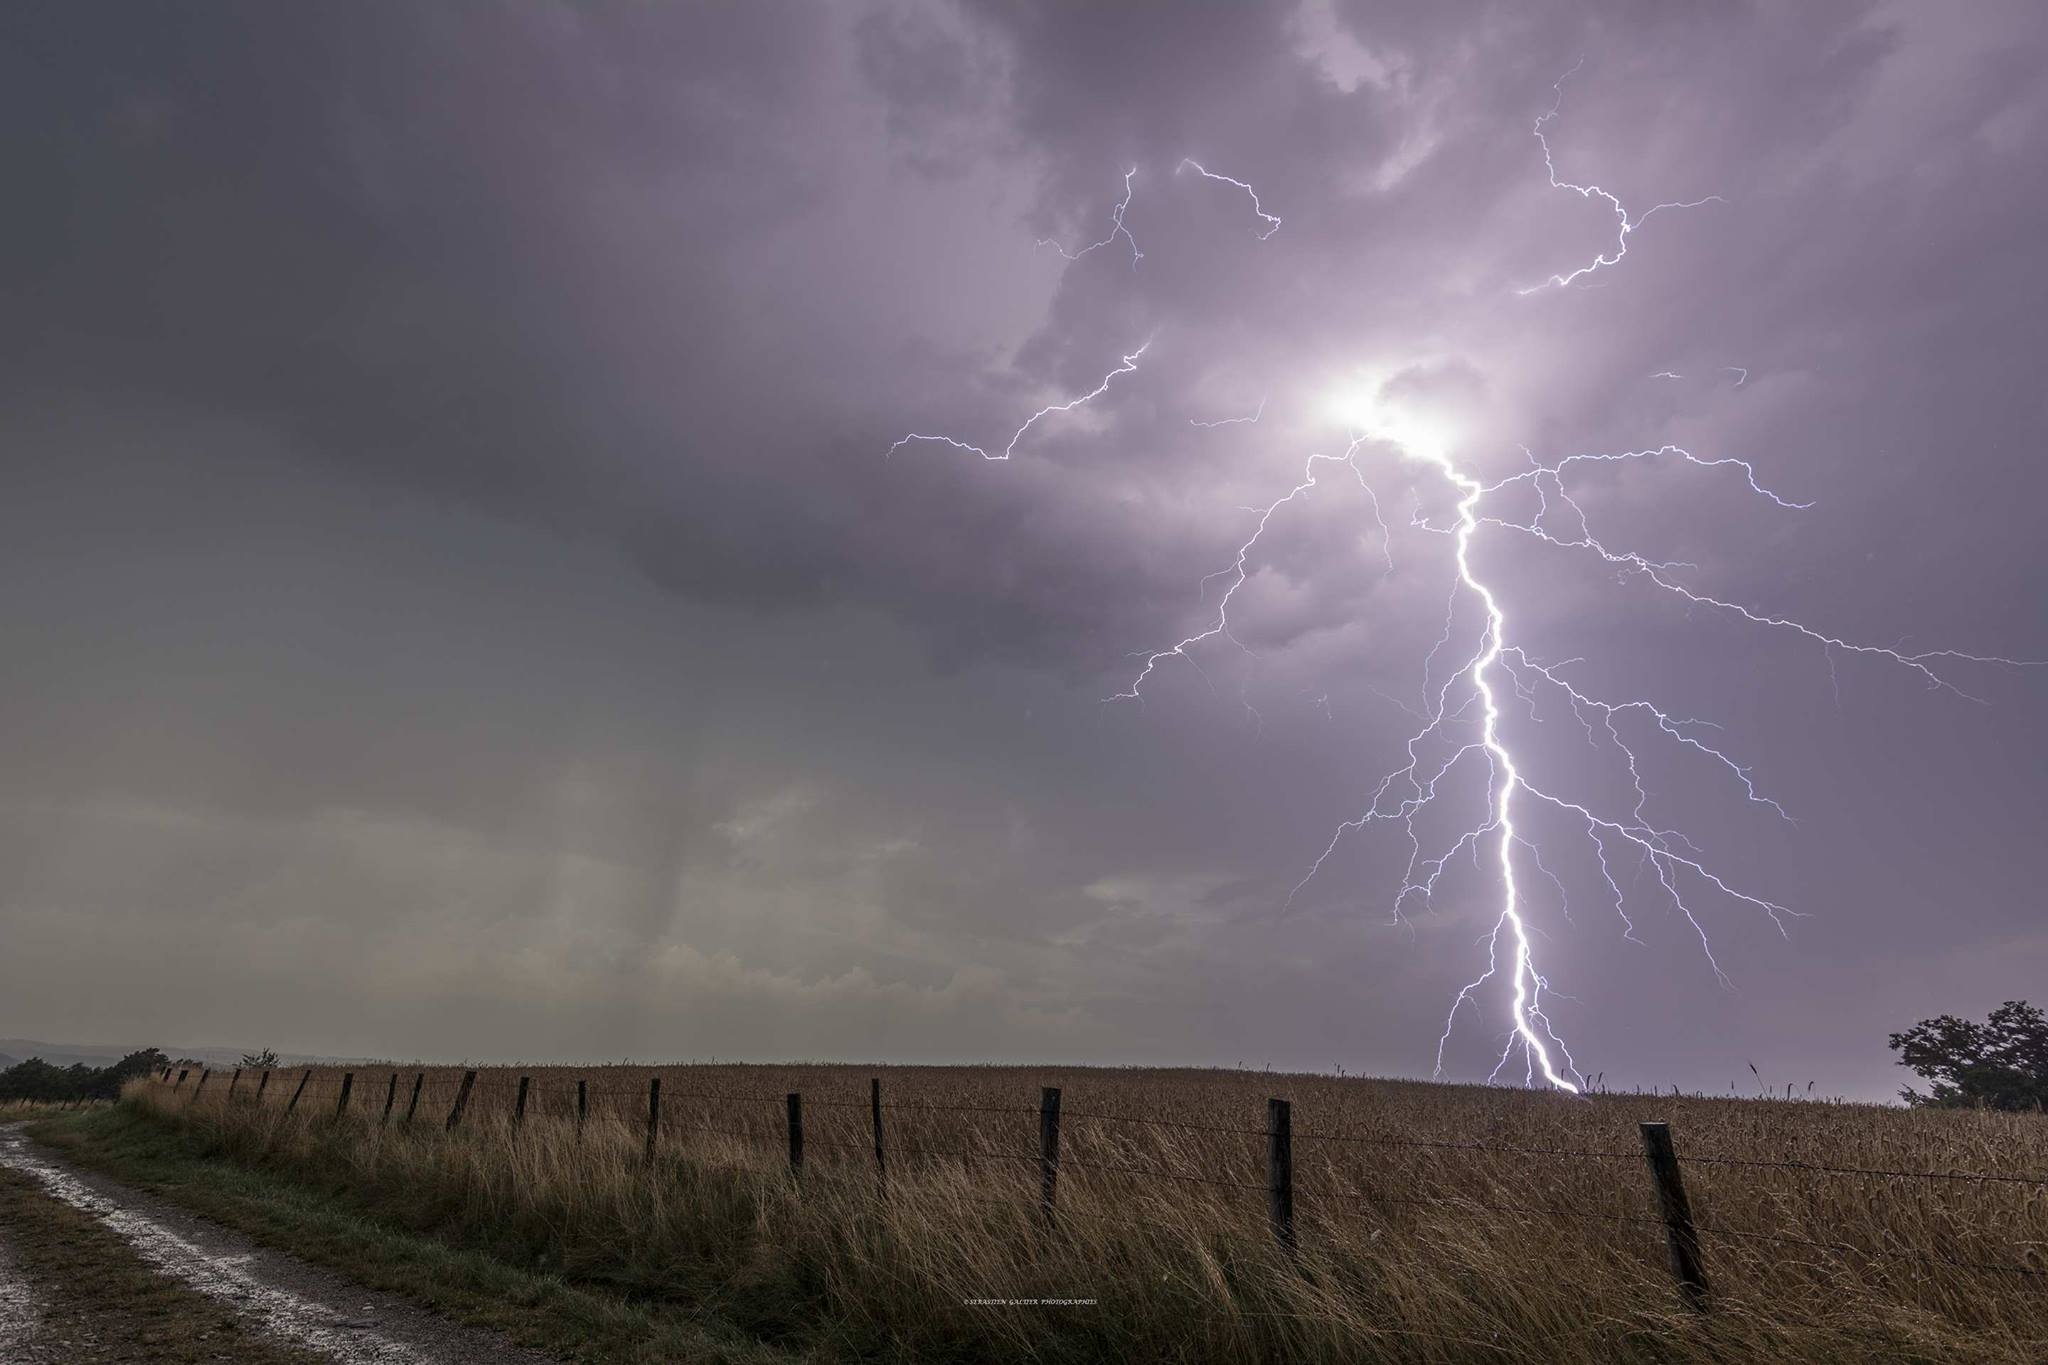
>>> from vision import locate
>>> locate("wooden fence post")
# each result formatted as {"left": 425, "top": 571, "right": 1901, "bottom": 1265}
{"left": 175, "top": 1068, "right": 189, "bottom": 1087}
{"left": 188, "top": 1069, "right": 210, "bottom": 1105}
{"left": 334, "top": 1071, "right": 354, "bottom": 1119}
{"left": 1639, "top": 1121, "right": 1708, "bottom": 1310}
{"left": 445, "top": 1070, "right": 477, "bottom": 1132}
{"left": 514, "top": 1076, "right": 530, "bottom": 1128}
{"left": 1268, "top": 1097, "right": 1296, "bottom": 1254}
{"left": 645, "top": 1078, "right": 661, "bottom": 1162}
{"left": 403, "top": 1073, "right": 424, "bottom": 1125}
{"left": 576, "top": 1079, "right": 588, "bottom": 1137}
{"left": 286, "top": 1071, "right": 310, "bottom": 1114}
{"left": 227, "top": 1068, "right": 242, "bottom": 1101}
{"left": 256, "top": 1070, "right": 271, "bottom": 1103}
{"left": 870, "top": 1077, "right": 885, "bottom": 1187}
{"left": 381, "top": 1072, "right": 399, "bottom": 1125}
{"left": 786, "top": 1092, "right": 804, "bottom": 1176}
{"left": 1038, "top": 1086, "right": 1062, "bottom": 1227}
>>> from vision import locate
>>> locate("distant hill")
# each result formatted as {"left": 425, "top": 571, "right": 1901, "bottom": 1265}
{"left": 0, "top": 1039, "right": 131, "bottom": 1068}
{"left": 0, "top": 1053, "right": 17, "bottom": 1071}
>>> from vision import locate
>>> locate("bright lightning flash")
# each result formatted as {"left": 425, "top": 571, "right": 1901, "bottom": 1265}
{"left": 1117, "top": 388, "right": 2036, "bottom": 1089}
{"left": 1414, "top": 435, "right": 1579, "bottom": 1090}
{"left": 893, "top": 92, "right": 2041, "bottom": 1092}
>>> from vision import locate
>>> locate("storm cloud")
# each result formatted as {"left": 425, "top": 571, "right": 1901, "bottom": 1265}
{"left": 2, "top": 1, "right": 2043, "bottom": 1095}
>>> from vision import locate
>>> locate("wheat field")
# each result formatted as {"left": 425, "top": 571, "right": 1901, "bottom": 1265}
{"left": 133, "top": 1063, "right": 2048, "bottom": 1362}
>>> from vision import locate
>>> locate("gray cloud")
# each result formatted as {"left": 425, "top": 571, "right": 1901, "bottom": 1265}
{"left": 2, "top": 1, "right": 2044, "bottom": 1095}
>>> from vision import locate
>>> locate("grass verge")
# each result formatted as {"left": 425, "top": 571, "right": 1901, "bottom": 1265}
{"left": 26, "top": 1108, "right": 804, "bottom": 1364}
{"left": 37, "top": 1075, "right": 2048, "bottom": 1365}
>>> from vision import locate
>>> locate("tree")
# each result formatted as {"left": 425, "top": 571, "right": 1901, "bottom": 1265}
{"left": 0, "top": 1057, "right": 75, "bottom": 1102}
{"left": 240, "top": 1047, "right": 279, "bottom": 1069}
{"left": 1890, "top": 1001, "right": 2048, "bottom": 1110}
{"left": 93, "top": 1048, "right": 169, "bottom": 1099}
{"left": 0, "top": 1047, "right": 169, "bottom": 1102}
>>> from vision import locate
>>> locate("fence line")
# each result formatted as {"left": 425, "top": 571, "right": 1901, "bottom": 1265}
{"left": 144, "top": 1068, "right": 2048, "bottom": 1308}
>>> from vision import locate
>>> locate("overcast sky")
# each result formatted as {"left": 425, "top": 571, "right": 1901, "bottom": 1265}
{"left": 3, "top": 1, "right": 2044, "bottom": 1098}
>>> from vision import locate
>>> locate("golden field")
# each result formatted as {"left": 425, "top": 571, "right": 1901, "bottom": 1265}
{"left": 131, "top": 1062, "right": 2048, "bottom": 1363}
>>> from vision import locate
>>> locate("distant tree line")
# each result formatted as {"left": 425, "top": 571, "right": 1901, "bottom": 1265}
{"left": 0, "top": 1047, "right": 170, "bottom": 1102}
{"left": 1891, "top": 1000, "right": 2048, "bottom": 1111}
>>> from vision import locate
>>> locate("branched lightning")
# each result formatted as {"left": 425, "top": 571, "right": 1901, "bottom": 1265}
{"left": 894, "top": 74, "right": 2042, "bottom": 1093}
{"left": 1109, "top": 437, "right": 1390, "bottom": 705}
{"left": 1037, "top": 168, "right": 1144, "bottom": 267}
{"left": 1265, "top": 434, "right": 2036, "bottom": 1088}
{"left": 1478, "top": 461, "right": 2040, "bottom": 702}
{"left": 1177, "top": 159, "right": 1283, "bottom": 239}
{"left": 1518, "top": 60, "right": 1723, "bottom": 293}
{"left": 888, "top": 343, "right": 1149, "bottom": 462}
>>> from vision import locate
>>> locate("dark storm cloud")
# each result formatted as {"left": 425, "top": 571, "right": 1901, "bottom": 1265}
{"left": 2, "top": 2, "right": 2044, "bottom": 1092}
{"left": 9, "top": 0, "right": 2028, "bottom": 664}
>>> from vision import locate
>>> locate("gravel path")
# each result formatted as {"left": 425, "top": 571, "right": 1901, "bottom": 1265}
{"left": 0, "top": 1124, "right": 558, "bottom": 1364}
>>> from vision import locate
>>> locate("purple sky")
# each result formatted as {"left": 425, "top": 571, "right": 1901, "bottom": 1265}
{"left": 3, "top": 1, "right": 2043, "bottom": 1098}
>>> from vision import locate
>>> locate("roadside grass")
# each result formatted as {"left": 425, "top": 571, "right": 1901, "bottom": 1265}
{"left": 0, "top": 1099, "right": 107, "bottom": 1120}
{"left": 27, "top": 1107, "right": 804, "bottom": 1364}
{"left": 0, "top": 1162, "right": 326, "bottom": 1364}
{"left": 31, "top": 1069, "right": 2048, "bottom": 1364}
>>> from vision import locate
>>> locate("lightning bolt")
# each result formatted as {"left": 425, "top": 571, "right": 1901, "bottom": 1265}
{"left": 1109, "top": 436, "right": 1390, "bottom": 706}
{"left": 1177, "top": 159, "right": 1284, "bottom": 240}
{"left": 1189, "top": 393, "right": 1267, "bottom": 428}
{"left": 1263, "top": 431, "right": 2036, "bottom": 1090}
{"left": 895, "top": 79, "right": 2042, "bottom": 1093}
{"left": 888, "top": 343, "right": 1149, "bottom": 462}
{"left": 1037, "top": 168, "right": 1143, "bottom": 267}
{"left": 1518, "top": 60, "right": 1723, "bottom": 293}
{"left": 1404, "top": 438, "right": 1586, "bottom": 1090}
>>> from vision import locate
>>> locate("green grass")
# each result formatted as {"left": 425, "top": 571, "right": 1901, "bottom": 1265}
{"left": 27, "top": 1108, "right": 805, "bottom": 1364}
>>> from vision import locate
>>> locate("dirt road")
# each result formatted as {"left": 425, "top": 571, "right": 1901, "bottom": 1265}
{"left": 0, "top": 1202, "right": 52, "bottom": 1363}
{"left": 0, "top": 1123, "right": 559, "bottom": 1364}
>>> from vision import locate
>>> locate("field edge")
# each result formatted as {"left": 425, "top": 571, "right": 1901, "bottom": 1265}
{"left": 24, "top": 1106, "right": 807, "bottom": 1365}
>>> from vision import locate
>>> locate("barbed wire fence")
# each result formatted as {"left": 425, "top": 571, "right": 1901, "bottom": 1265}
{"left": 148, "top": 1065, "right": 2048, "bottom": 1309}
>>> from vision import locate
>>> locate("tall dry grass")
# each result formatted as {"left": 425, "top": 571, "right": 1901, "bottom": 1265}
{"left": 131, "top": 1063, "right": 2048, "bottom": 1362}
{"left": 0, "top": 1097, "right": 100, "bottom": 1119}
